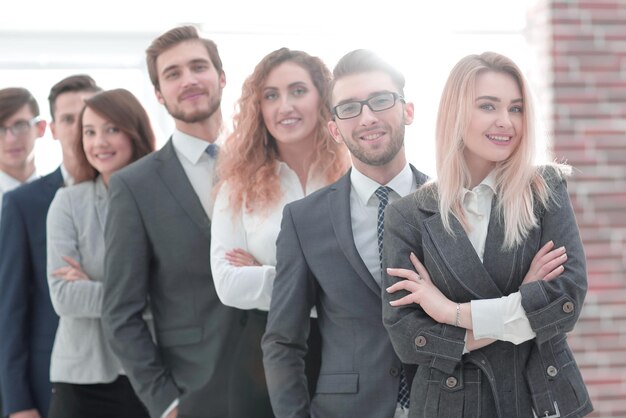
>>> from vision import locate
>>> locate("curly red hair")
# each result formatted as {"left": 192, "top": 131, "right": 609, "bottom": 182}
{"left": 217, "top": 48, "right": 349, "bottom": 213}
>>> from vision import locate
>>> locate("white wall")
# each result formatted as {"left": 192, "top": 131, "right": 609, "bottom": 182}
{"left": 0, "top": 0, "right": 536, "bottom": 178}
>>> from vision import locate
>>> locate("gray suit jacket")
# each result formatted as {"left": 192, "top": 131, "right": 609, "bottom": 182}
{"left": 47, "top": 176, "right": 123, "bottom": 383}
{"left": 382, "top": 166, "right": 592, "bottom": 417}
{"left": 102, "top": 140, "right": 243, "bottom": 418}
{"left": 262, "top": 166, "right": 428, "bottom": 418}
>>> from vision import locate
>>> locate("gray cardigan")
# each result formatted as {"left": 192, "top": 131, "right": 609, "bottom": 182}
{"left": 382, "top": 166, "right": 593, "bottom": 418}
{"left": 47, "top": 177, "right": 122, "bottom": 384}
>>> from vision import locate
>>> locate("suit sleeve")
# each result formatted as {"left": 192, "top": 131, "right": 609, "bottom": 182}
{"left": 102, "top": 173, "right": 180, "bottom": 418}
{"left": 519, "top": 168, "right": 588, "bottom": 343}
{"left": 210, "top": 183, "right": 276, "bottom": 310}
{"left": 0, "top": 193, "right": 36, "bottom": 414}
{"left": 381, "top": 202, "right": 465, "bottom": 375}
{"left": 262, "top": 204, "right": 316, "bottom": 418}
{"left": 47, "top": 189, "right": 103, "bottom": 318}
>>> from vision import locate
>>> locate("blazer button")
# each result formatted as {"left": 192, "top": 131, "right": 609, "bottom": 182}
{"left": 562, "top": 301, "right": 574, "bottom": 313}
{"left": 414, "top": 335, "right": 427, "bottom": 347}
{"left": 389, "top": 367, "right": 399, "bottom": 377}
{"left": 547, "top": 365, "right": 558, "bottom": 377}
{"left": 445, "top": 376, "right": 458, "bottom": 388}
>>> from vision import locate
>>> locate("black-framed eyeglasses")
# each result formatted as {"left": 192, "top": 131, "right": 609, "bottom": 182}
{"left": 0, "top": 117, "right": 40, "bottom": 139}
{"left": 332, "top": 92, "right": 405, "bottom": 120}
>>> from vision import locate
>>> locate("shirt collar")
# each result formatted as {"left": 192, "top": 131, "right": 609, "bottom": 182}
{"left": 276, "top": 161, "right": 326, "bottom": 191}
{"left": 26, "top": 171, "right": 39, "bottom": 182}
{"left": 350, "top": 163, "right": 414, "bottom": 206}
{"left": 60, "top": 164, "right": 75, "bottom": 186}
{"left": 463, "top": 170, "right": 497, "bottom": 195}
{"left": 0, "top": 170, "right": 38, "bottom": 192}
{"left": 461, "top": 171, "right": 497, "bottom": 212}
{"left": 172, "top": 128, "right": 223, "bottom": 165}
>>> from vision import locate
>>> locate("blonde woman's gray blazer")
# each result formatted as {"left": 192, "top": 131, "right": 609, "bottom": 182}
{"left": 382, "top": 166, "right": 592, "bottom": 418}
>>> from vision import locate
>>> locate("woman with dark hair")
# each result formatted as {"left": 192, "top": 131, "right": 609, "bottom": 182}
{"left": 210, "top": 48, "right": 350, "bottom": 416}
{"left": 46, "top": 89, "right": 155, "bottom": 418}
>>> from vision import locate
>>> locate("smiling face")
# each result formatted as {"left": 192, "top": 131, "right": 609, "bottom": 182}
{"left": 155, "top": 40, "right": 225, "bottom": 126}
{"left": 81, "top": 107, "right": 134, "bottom": 184}
{"left": 260, "top": 61, "right": 321, "bottom": 153}
{"left": 463, "top": 70, "right": 524, "bottom": 184}
{"left": 328, "top": 70, "right": 413, "bottom": 176}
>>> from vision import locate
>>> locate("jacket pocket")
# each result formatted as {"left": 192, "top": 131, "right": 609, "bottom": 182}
{"left": 315, "top": 373, "right": 359, "bottom": 394}
{"left": 420, "top": 366, "right": 481, "bottom": 418}
{"left": 157, "top": 326, "right": 202, "bottom": 347}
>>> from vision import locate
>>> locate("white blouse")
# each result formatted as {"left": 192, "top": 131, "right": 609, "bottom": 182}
{"left": 463, "top": 172, "right": 536, "bottom": 345}
{"left": 210, "top": 162, "right": 326, "bottom": 311}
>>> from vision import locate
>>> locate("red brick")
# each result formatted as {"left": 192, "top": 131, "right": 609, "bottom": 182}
{"left": 577, "top": 1, "right": 623, "bottom": 10}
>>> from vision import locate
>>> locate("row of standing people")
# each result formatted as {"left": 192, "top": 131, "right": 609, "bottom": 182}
{"left": 0, "top": 24, "right": 592, "bottom": 418}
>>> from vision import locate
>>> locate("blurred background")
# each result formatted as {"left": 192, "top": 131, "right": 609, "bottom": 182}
{"left": 2, "top": 0, "right": 625, "bottom": 415}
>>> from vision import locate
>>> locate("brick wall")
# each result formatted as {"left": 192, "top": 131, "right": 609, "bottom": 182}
{"left": 527, "top": 1, "right": 626, "bottom": 416}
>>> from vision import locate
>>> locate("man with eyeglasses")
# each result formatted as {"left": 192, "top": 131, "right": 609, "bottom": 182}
{"left": 0, "top": 77, "right": 101, "bottom": 418}
{"left": 262, "top": 49, "right": 428, "bottom": 418}
{"left": 0, "top": 88, "right": 45, "bottom": 222}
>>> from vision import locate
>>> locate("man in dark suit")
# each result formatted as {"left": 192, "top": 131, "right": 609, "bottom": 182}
{"left": 0, "top": 75, "right": 101, "bottom": 418}
{"left": 262, "top": 50, "right": 428, "bottom": 418}
{"left": 102, "top": 26, "right": 243, "bottom": 418}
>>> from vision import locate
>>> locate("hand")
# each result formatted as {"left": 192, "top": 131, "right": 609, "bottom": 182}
{"left": 10, "top": 409, "right": 41, "bottom": 418}
{"left": 522, "top": 241, "right": 566, "bottom": 285}
{"left": 166, "top": 407, "right": 178, "bottom": 418}
{"left": 386, "top": 252, "right": 456, "bottom": 324}
{"left": 51, "top": 255, "right": 90, "bottom": 281}
{"left": 225, "top": 248, "right": 261, "bottom": 267}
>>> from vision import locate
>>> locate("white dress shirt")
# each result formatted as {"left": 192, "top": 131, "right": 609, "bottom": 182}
{"left": 171, "top": 128, "right": 221, "bottom": 220}
{"left": 0, "top": 170, "right": 38, "bottom": 222}
{"left": 60, "top": 163, "right": 74, "bottom": 187}
{"left": 463, "top": 172, "right": 536, "bottom": 345}
{"left": 211, "top": 162, "right": 326, "bottom": 311}
{"left": 351, "top": 164, "right": 416, "bottom": 284}
{"left": 351, "top": 164, "right": 416, "bottom": 417}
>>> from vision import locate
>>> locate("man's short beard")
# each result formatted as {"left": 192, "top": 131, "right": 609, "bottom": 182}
{"left": 166, "top": 99, "right": 221, "bottom": 124}
{"left": 344, "top": 123, "right": 405, "bottom": 167}
{"left": 163, "top": 86, "right": 223, "bottom": 124}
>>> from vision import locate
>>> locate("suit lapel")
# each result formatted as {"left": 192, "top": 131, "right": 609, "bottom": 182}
{"left": 409, "top": 164, "right": 429, "bottom": 188}
{"left": 329, "top": 172, "right": 382, "bottom": 297}
{"left": 328, "top": 167, "right": 429, "bottom": 298}
{"left": 42, "top": 167, "right": 64, "bottom": 196}
{"left": 419, "top": 190, "right": 504, "bottom": 299}
{"left": 482, "top": 200, "right": 518, "bottom": 294}
{"left": 156, "top": 140, "right": 212, "bottom": 240}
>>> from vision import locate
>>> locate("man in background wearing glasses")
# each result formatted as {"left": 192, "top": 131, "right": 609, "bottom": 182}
{"left": 0, "top": 88, "right": 45, "bottom": 222}
{"left": 263, "top": 49, "right": 428, "bottom": 418}
{"left": 0, "top": 77, "right": 101, "bottom": 418}
{"left": 0, "top": 87, "right": 44, "bottom": 418}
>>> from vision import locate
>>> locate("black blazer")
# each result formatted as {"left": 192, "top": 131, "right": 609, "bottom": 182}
{"left": 0, "top": 168, "right": 63, "bottom": 417}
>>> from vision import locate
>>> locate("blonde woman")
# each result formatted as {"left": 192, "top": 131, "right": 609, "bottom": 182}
{"left": 382, "top": 52, "right": 592, "bottom": 417}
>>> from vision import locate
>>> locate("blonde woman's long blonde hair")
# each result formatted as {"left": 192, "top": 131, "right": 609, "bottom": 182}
{"left": 435, "top": 52, "right": 556, "bottom": 249}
